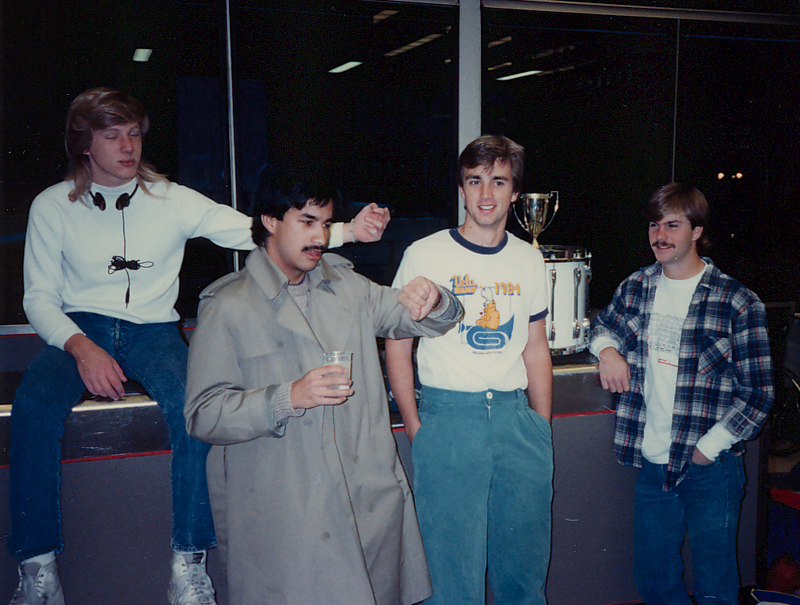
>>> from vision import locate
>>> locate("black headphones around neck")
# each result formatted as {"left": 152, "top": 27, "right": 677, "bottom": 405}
{"left": 91, "top": 183, "right": 139, "bottom": 211}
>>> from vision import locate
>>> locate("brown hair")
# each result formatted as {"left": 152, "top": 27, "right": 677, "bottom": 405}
{"left": 65, "top": 88, "right": 166, "bottom": 202}
{"left": 458, "top": 135, "right": 525, "bottom": 192}
{"left": 644, "top": 182, "right": 710, "bottom": 253}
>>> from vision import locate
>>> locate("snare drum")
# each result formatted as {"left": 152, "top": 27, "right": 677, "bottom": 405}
{"left": 539, "top": 245, "right": 592, "bottom": 355}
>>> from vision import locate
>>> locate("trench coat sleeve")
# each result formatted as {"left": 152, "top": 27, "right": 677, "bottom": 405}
{"left": 185, "top": 288, "right": 290, "bottom": 445}
{"left": 185, "top": 260, "right": 463, "bottom": 446}
{"left": 368, "top": 278, "right": 464, "bottom": 340}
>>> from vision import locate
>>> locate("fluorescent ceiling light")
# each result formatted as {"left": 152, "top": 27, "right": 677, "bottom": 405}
{"left": 533, "top": 44, "right": 576, "bottom": 60}
{"left": 488, "top": 62, "right": 512, "bottom": 72}
{"left": 133, "top": 48, "right": 152, "bottom": 62}
{"left": 385, "top": 33, "right": 443, "bottom": 57}
{"left": 488, "top": 36, "right": 512, "bottom": 48}
{"left": 329, "top": 61, "right": 362, "bottom": 74}
{"left": 374, "top": 10, "right": 398, "bottom": 24}
{"left": 497, "top": 70, "right": 543, "bottom": 81}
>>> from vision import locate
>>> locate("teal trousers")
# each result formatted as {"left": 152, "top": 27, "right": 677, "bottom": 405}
{"left": 412, "top": 386, "right": 553, "bottom": 605}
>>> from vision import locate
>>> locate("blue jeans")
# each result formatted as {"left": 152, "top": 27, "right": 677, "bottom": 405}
{"left": 9, "top": 313, "right": 216, "bottom": 560}
{"left": 412, "top": 386, "right": 553, "bottom": 605}
{"left": 633, "top": 452, "right": 746, "bottom": 605}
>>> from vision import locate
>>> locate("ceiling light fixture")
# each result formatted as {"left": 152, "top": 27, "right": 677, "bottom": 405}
{"left": 385, "top": 32, "right": 444, "bottom": 57}
{"left": 329, "top": 61, "right": 362, "bottom": 74}
{"left": 133, "top": 49, "right": 152, "bottom": 62}
{"left": 488, "top": 36, "right": 512, "bottom": 48}
{"left": 497, "top": 70, "right": 543, "bottom": 81}
{"left": 374, "top": 10, "right": 398, "bottom": 24}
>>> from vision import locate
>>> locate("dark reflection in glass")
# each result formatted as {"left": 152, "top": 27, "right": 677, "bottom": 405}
{"left": 233, "top": 1, "right": 457, "bottom": 285}
{"left": 484, "top": 10, "right": 676, "bottom": 307}
{"left": 674, "top": 20, "right": 800, "bottom": 304}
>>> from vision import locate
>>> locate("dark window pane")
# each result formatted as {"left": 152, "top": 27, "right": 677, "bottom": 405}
{"left": 674, "top": 20, "right": 800, "bottom": 304}
{"left": 483, "top": 9, "right": 676, "bottom": 305}
{"left": 233, "top": 0, "right": 457, "bottom": 285}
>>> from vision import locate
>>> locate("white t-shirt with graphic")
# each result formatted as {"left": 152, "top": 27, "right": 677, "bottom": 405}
{"left": 392, "top": 228, "right": 548, "bottom": 393}
{"left": 642, "top": 268, "right": 706, "bottom": 462}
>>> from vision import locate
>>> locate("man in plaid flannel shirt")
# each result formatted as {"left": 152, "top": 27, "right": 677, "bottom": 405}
{"left": 590, "top": 183, "right": 773, "bottom": 605}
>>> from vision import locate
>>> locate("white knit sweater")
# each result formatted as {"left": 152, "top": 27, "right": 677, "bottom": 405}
{"left": 23, "top": 179, "right": 346, "bottom": 349}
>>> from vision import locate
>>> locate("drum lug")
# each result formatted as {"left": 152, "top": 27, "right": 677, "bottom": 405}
{"left": 573, "top": 267, "right": 582, "bottom": 339}
{"left": 549, "top": 267, "right": 557, "bottom": 342}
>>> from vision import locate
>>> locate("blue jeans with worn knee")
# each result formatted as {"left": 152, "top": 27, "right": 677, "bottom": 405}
{"left": 633, "top": 452, "right": 746, "bottom": 605}
{"left": 9, "top": 312, "right": 216, "bottom": 561}
{"left": 412, "top": 386, "right": 553, "bottom": 605}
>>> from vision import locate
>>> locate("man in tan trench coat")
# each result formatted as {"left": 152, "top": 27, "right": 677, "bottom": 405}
{"left": 185, "top": 164, "right": 463, "bottom": 605}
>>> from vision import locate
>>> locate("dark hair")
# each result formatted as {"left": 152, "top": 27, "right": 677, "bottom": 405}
{"left": 644, "top": 182, "right": 710, "bottom": 253}
{"left": 65, "top": 88, "right": 165, "bottom": 202}
{"left": 251, "top": 162, "right": 343, "bottom": 246}
{"left": 458, "top": 135, "right": 525, "bottom": 192}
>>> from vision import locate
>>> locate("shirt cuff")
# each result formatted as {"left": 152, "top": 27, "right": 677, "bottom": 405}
{"left": 589, "top": 336, "right": 619, "bottom": 358}
{"left": 695, "top": 423, "right": 741, "bottom": 462}
{"left": 426, "top": 285, "right": 451, "bottom": 319}
{"left": 272, "top": 382, "right": 305, "bottom": 427}
{"left": 428, "top": 286, "right": 464, "bottom": 322}
{"left": 328, "top": 222, "right": 345, "bottom": 249}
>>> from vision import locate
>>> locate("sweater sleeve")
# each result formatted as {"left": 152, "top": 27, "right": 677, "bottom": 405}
{"left": 22, "top": 195, "right": 83, "bottom": 349}
{"left": 174, "top": 185, "right": 350, "bottom": 252}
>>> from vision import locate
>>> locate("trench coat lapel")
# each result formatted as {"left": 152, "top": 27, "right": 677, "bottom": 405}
{"left": 306, "top": 255, "right": 357, "bottom": 353}
{"left": 244, "top": 248, "right": 357, "bottom": 355}
{"left": 245, "top": 248, "right": 321, "bottom": 349}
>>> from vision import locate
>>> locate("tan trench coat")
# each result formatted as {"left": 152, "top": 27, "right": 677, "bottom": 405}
{"left": 185, "top": 248, "right": 462, "bottom": 605}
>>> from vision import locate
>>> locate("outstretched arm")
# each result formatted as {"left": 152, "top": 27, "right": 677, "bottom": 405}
{"left": 398, "top": 276, "right": 441, "bottom": 321}
{"left": 341, "top": 203, "right": 391, "bottom": 243}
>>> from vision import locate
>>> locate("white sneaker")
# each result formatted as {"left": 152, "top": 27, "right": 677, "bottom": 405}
{"left": 167, "top": 551, "right": 217, "bottom": 605}
{"left": 9, "top": 559, "right": 65, "bottom": 605}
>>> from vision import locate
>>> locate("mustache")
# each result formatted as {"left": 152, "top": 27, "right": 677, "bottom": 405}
{"left": 652, "top": 240, "right": 674, "bottom": 248}
{"left": 303, "top": 245, "right": 326, "bottom": 253}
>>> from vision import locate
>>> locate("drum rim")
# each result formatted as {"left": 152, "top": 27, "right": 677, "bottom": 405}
{"left": 540, "top": 244, "right": 590, "bottom": 260}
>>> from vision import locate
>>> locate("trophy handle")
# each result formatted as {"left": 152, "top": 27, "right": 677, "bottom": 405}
{"left": 541, "top": 191, "right": 559, "bottom": 234}
{"left": 513, "top": 191, "right": 560, "bottom": 244}
{"left": 513, "top": 198, "right": 529, "bottom": 233}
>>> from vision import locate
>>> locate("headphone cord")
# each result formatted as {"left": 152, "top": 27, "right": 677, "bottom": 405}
{"left": 106, "top": 188, "right": 153, "bottom": 306}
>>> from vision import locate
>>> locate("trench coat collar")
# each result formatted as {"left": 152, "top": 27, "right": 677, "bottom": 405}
{"left": 244, "top": 246, "right": 350, "bottom": 297}
{"left": 245, "top": 246, "right": 354, "bottom": 352}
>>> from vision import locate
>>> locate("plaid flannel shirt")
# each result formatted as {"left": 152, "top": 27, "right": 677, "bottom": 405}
{"left": 591, "top": 259, "right": 774, "bottom": 490}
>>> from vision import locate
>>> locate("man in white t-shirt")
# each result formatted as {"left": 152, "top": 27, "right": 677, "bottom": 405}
{"left": 590, "top": 183, "right": 774, "bottom": 605}
{"left": 386, "top": 135, "right": 553, "bottom": 605}
{"left": 8, "top": 88, "right": 389, "bottom": 605}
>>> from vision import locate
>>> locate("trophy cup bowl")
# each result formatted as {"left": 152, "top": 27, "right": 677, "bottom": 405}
{"left": 514, "top": 191, "right": 559, "bottom": 247}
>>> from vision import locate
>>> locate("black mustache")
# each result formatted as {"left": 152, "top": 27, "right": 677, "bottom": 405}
{"left": 303, "top": 246, "right": 325, "bottom": 253}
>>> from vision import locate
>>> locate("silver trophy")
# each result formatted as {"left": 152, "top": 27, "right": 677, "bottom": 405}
{"left": 513, "top": 191, "right": 559, "bottom": 248}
